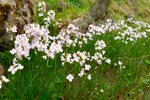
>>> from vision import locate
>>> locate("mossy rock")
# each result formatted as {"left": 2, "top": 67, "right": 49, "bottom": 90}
{"left": 0, "top": 0, "right": 34, "bottom": 51}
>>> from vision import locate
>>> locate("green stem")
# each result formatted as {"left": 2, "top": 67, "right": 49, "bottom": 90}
{"left": 23, "top": 71, "right": 38, "bottom": 95}
{"left": 0, "top": 44, "right": 7, "bottom": 48}
{"left": 55, "top": 52, "right": 57, "bottom": 72}
{"left": 46, "top": 56, "right": 49, "bottom": 71}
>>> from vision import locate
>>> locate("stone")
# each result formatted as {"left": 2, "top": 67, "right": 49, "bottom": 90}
{"left": 72, "top": 12, "right": 94, "bottom": 33}
{"left": 0, "top": 0, "right": 34, "bottom": 51}
{"left": 72, "top": 0, "right": 114, "bottom": 33}
{"left": 0, "top": 63, "right": 5, "bottom": 78}
{"left": 55, "top": 0, "right": 69, "bottom": 12}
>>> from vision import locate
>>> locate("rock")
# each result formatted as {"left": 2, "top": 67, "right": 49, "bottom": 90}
{"left": 55, "top": 0, "right": 70, "bottom": 12}
{"left": 0, "top": 0, "right": 34, "bottom": 51}
{"left": 0, "top": 0, "right": 16, "bottom": 8}
{"left": 0, "top": 63, "right": 5, "bottom": 78}
{"left": 72, "top": 12, "right": 94, "bottom": 33}
{"left": 72, "top": 0, "right": 114, "bottom": 33}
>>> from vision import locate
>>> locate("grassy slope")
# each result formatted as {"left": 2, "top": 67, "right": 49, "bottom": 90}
{"left": 44, "top": 0, "right": 150, "bottom": 23}
{"left": 38, "top": 0, "right": 150, "bottom": 23}
{"left": 35, "top": 0, "right": 150, "bottom": 99}
{"left": 0, "top": 0, "right": 150, "bottom": 99}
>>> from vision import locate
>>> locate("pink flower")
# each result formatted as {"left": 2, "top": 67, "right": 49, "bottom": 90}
{"left": 66, "top": 74, "right": 74, "bottom": 82}
{"left": 2, "top": 76, "right": 9, "bottom": 83}
{"left": 85, "top": 64, "right": 91, "bottom": 70}
{"left": 87, "top": 74, "right": 91, "bottom": 80}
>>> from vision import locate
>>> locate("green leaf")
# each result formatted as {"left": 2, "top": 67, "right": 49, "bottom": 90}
{"left": 141, "top": 77, "right": 149, "bottom": 85}
{"left": 144, "top": 60, "right": 150, "bottom": 65}
{"left": 47, "top": 65, "right": 52, "bottom": 68}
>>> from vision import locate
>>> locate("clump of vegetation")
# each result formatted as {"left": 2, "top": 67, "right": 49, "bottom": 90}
{"left": 0, "top": 1, "right": 150, "bottom": 99}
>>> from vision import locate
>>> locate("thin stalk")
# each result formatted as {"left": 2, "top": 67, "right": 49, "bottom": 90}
{"left": 55, "top": 52, "right": 57, "bottom": 72}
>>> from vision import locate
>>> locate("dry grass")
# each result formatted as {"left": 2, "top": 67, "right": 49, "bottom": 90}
{"left": 110, "top": 0, "right": 150, "bottom": 23}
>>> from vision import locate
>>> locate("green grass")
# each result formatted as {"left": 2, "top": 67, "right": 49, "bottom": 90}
{"left": 0, "top": 0, "right": 150, "bottom": 100}
{"left": 38, "top": 0, "right": 95, "bottom": 21}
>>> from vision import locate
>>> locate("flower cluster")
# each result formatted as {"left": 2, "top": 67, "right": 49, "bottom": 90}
{"left": 61, "top": 51, "right": 90, "bottom": 66}
{"left": 6, "top": 25, "right": 17, "bottom": 33}
{"left": 38, "top": 1, "right": 46, "bottom": 13}
{"left": 38, "top": 2, "right": 62, "bottom": 28}
{"left": 114, "top": 20, "right": 148, "bottom": 44}
{"left": 8, "top": 60, "right": 24, "bottom": 74}
{"left": 8, "top": 22, "right": 65, "bottom": 75}
{"left": 91, "top": 52, "right": 103, "bottom": 64}
{"left": 67, "top": 64, "right": 92, "bottom": 82}
{"left": 95, "top": 40, "right": 106, "bottom": 50}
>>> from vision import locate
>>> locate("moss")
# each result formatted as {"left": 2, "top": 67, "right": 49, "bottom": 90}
{"left": 0, "top": 7, "right": 4, "bottom": 21}
{"left": 3, "top": 3, "right": 12, "bottom": 13}
{"left": 16, "top": 0, "right": 22, "bottom": 7}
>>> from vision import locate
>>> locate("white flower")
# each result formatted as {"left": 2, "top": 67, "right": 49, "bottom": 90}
{"left": 11, "top": 26, "right": 17, "bottom": 32}
{"left": 114, "top": 63, "right": 117, "bottom": 66}
{"left": 129, "top": 38, "right": 134, "bottom": 41}
{"left": 114, "top": 36, "right": 121, "bottom": 40}
{"left": 78, "top": 71, "right": 84, "bottom": 77}
{"left": 118, "top": 61, "right": 123, "bottom": 65}
{"left": 123, "top": 66, "right": 126, "bottom": 69}
{"left": 97, "top": 60, "right": 102, "bottom": 64}
{"left": 62, "top": 62, "right": 64, "bottom": 66}
{"left": 74, "top": 56, "right": 80, "bottom": 62}
{"left": 8, "top": 65, "right": 17, "bottom": 74}
{"left": 42, "top": 55, "right": 47, "bottom": 59}
{"left": 10, "top": 49, "right": 16, "bottom": 55}
{"left": 105, "top": 59, "right": 111, "bottom": 64}
{"left": 79, "top": 41, "right": 83, "bottom": 45}
{"left": 102, "top": 50, "right": 106, "bottom": 55}
{"left": 100, "top": 89, "right": 104, "bottom": 93}
{"left": 38, "top": 2, "right": 42, "bottom": 7}
{"left": 18, "top": 64, "right": 24, "bottom": 70}
{"left": 78, "top": 68, "right": 85, "bottom": 77}
{"left": 66, "top": 74, "right": 74, "bottom": 82}
{"left": 87, "top": 74, "right": 91, "bottom": 80}
{"left": 120, "top": 66, "right": 126, "bottom": 69}
{"left": 85, "top": 64, "right": 91, "bottom": 70}
{"left": 39, "top": 13, "right": 44, "bottom": 17}
{"left": 27, "top": 57, "right": 31, "bottom": 60}
{"left": 8, "top": 65, "right": 14, "bottom": 72}
{"left": 125, "top": 41, "right": 128, "bottom": 44}
{"left": 2, "top": 76, "right": 9, "bottom": 83}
